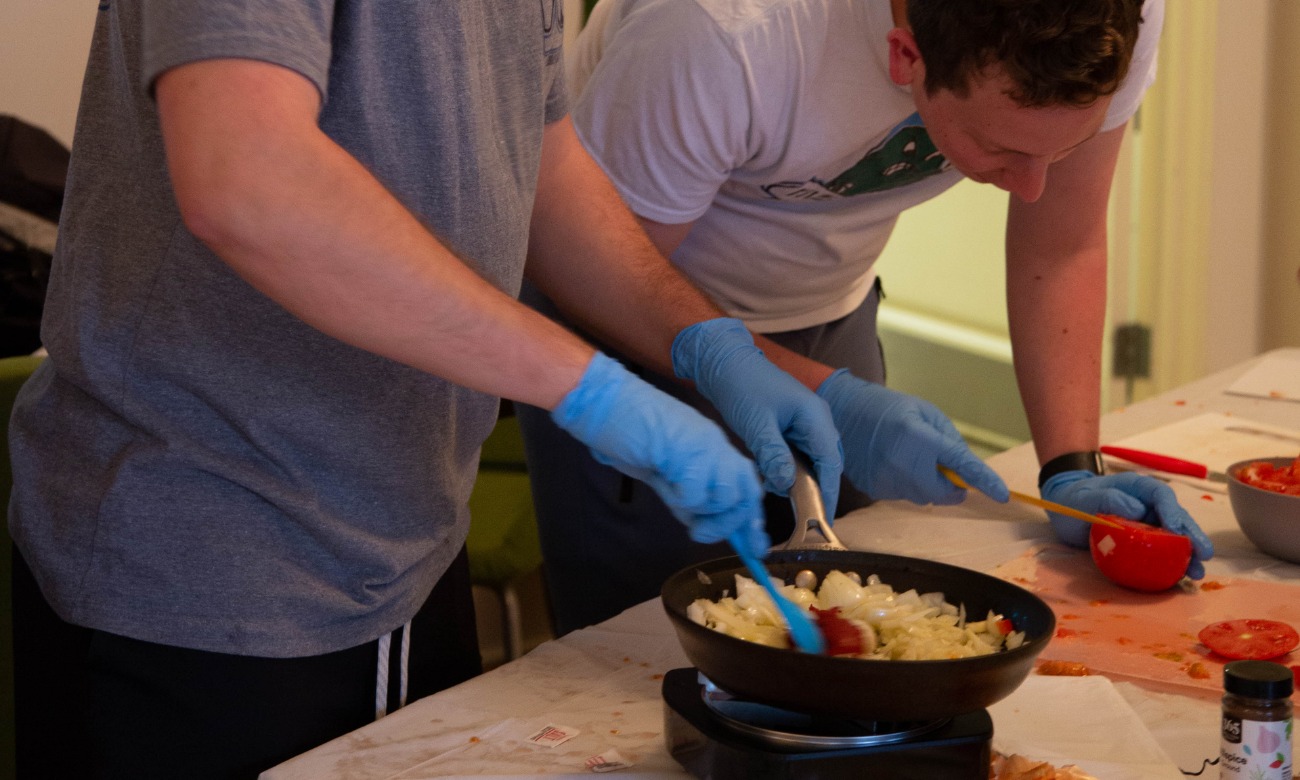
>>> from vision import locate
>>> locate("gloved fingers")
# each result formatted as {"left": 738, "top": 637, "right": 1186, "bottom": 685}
{"left": 1041, "top": 471, "right": 1133, "bottom": 546}
{"left": 892, "top": 427, "right": 967, "bottom": 505}
{"left": 670, "top": 317, "right": 746, "bottom": 381}
{"left": 889, "top": 444, "right": 966, "bottom": 505}
{"left": 1084, "top": 489, "right": 1147, "bottom": 519}
{"left": 938, "top": 447, "right": 1010, "bottom": 503}
{"left": 782, "top": 408, "right": 845, "bottom": 517}
{"left": 1145, "top": 486, "right": 1216, "bottom": 564}
{"left": 1181, "top": 524, "right": 1215, "bottom": 565}
{"left": 1040, "top": 471, "right": 1147, "bottom": 518}
{"left": 844, "top": 453, "right": 966, "bottom": 505}
{"left": 1095, "top": 473, "right": 1216, "bottom": 564}
{"left": 921, "top": 475, "right": 972, "bottom": 506}
{"left": 1098, "top": 471, "right": 1168, "bottom": 504}
{"left": 1184, "top": 552, "right": 1206, "bottom": 581}
{"left": 916, "top": 398, "right": 965, "bottom": 439}
{"left": 661, "top": 457, "right": 759, "bottom": 519}
{"left": 1047, "top": 514, "right": 1091, "bottom": 549}
{"left": 682, "top": 500, "right": 768, "bottom": 552}
{"left": 747, "top": 432, "right": 796, "bottom": 496}
{"left": 661, "top": 477, "right": 765, "bottom": 550}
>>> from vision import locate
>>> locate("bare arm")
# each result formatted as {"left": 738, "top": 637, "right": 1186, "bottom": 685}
{"left": 1006, "top": 123, "right": 1127, "bottom": 465}
{"left": 156, "top": 58, "right": 593, "bottom": 410}
{"left": 524, "top": 117, "right": 733, "bottom": 372}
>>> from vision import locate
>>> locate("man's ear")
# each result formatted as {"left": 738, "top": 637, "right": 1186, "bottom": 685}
{"left": 886, "top": 28, "right": 921, "bottom": 87}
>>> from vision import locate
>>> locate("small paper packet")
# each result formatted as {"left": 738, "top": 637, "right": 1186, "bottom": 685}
{"left": 526, "top": 724, "right": 580, "bottom": 748}
{"left": 586, "top": 749, "right": 634, "bottom": 773}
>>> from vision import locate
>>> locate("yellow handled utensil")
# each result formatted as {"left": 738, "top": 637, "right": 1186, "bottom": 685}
{"left": 938, "top": 466, "right": 1124, "bottom": 529}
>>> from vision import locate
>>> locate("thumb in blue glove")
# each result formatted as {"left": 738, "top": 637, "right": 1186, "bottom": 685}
{"left": 552, "top": 352, "right": 769, "bottom": 558}
{"left": 673, "top": 318, "right": 843, "bottom": 517}
{"left": 816, "top": 369, "right": 1008, "bottom": 506}
{"left": 1040, "top": 470, "right": 1215, "bottom": 580}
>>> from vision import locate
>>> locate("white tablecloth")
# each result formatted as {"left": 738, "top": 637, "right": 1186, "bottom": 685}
{"left": 264, "top": 349, "right": 1300, "bottom": 779}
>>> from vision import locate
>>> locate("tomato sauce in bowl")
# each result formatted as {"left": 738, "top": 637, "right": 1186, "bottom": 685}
{"left": 1227, "top": 456, "right": 1300, "bottom": 565}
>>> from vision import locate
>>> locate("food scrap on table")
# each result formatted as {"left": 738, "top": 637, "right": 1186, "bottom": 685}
{"left": 1036, "top": 660, "right": 1091, "bottom": 677}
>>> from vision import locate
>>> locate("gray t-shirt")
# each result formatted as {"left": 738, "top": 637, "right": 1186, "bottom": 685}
{"left": 9, "top": 0, "right": 568, "bottom": 657}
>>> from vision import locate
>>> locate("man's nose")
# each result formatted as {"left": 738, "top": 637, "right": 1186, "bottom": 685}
{"left": 998, "top": 156, "right": 1050, "bottom": 202}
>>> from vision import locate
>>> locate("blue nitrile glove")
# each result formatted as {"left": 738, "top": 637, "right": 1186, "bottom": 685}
{"left": 816, "top": 369, "right": 1009, "bottom": 506}
{"left": 1040, "top": 470, "right": 1214, "bottom": 579}
{"left": 672, "top": 318, "right": 844, "bottom": 516}
{"left": 553, "top": 352, "right": 769, "bottom": 557}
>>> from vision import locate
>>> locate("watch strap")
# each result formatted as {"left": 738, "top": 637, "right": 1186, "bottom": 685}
{"left": 1037, "top": 450, "right": 1105, "bottom": 488}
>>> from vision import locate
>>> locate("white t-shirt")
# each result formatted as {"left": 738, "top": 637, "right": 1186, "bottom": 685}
{"left": 569, "top": 0, "right": 1162, "bottom": 332}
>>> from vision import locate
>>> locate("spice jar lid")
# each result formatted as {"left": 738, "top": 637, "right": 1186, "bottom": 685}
{"left": 1224, "top": 660, "right": 1294, "bottom": 699}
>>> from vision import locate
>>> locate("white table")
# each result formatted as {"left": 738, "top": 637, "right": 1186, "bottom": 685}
{"left": 264, "top": 349, "right": 1300, "bottom": 780}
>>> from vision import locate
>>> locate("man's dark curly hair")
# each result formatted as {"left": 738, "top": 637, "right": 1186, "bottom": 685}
{"left": 906, "top": 0, "right": 1145, "bottom": 107}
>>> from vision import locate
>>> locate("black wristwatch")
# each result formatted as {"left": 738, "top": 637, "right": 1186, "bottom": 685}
{"left": 1037, "top": 450, "right": 1105, "bottom": 488}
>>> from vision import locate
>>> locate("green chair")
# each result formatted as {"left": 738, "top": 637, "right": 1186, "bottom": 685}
{"left": 465, "top": 411, "right": 546, "bottom": 662}
{"left": 0, "top": 354, "right": 44, "bottom": 780}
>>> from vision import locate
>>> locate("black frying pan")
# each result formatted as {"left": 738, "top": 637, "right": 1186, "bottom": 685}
{"left": 659, "top": 462, "right": 1056, "bottom": 722}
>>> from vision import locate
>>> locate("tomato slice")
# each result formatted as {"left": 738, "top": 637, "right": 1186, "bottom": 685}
{"left": 1088, "top": 515, "right": 1192, "bottom": 592}
{"left": 1198, "top": 619, "right": 1300, "bottom": 660}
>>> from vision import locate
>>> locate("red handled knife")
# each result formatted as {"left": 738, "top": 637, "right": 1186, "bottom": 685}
{"left": 1099, "top": 445, "right": 1229, "bottom": 483}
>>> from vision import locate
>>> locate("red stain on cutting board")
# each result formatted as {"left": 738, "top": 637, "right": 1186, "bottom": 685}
{"left": 993, "top": 547, "right": 1299, "bottom": 701}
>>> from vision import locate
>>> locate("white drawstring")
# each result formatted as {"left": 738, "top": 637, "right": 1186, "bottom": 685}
{"left": 374, "top": 621, "right": 412, "bottom": 720}
{"left": 374, "top": 631, "right": 390, "bottom": 720}
{"left": 399, "top": 620, "right": 411, "bottom": 709}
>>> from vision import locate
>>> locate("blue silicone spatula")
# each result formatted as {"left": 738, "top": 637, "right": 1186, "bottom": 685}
{"left": 728, "top": 532, "right": 826, "bottom": 654}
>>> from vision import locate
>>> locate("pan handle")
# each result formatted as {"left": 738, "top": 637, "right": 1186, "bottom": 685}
{"left": 781, "top": 454, "right": 847, "bottom": 552}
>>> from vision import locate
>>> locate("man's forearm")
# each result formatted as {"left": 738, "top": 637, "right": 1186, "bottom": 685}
{"left": 524, "top": 117, "right": 730, "bottom": 376}
{"left": 1005, "top": 124, "right": 1125, "bottom": 466}
{"left": 1007, "top": 250, "right": 1107, "bottom": 465}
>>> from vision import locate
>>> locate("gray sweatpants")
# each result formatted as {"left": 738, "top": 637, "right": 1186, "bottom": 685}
{"left": 517, "top": 281, "right": 886, "bottom": 635}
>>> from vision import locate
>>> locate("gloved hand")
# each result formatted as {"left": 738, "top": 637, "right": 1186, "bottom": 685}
{"left": 816, "top": 369, "right": 1009, "bottom": 505}
{"left": 1040, "top": 470, "right": 1214, "bottom": 579}
{"left": 673, "top": 318, "right": 844, "bottom": 516}
{"left": 553, "top": 352, "right": 769, "bottom": 557}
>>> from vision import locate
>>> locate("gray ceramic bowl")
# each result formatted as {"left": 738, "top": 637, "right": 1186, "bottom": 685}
{"left": 1227, "top": 457, "right": 1300, "bottom": 564}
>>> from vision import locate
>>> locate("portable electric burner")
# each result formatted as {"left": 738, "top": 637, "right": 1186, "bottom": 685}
{"left": 662, "top": 668, "right": 992, "bottom": 779}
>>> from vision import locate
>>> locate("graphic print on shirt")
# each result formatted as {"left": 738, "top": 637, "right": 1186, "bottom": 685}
{"left": 762, "top": 113, "right": 948, "bottom": 201}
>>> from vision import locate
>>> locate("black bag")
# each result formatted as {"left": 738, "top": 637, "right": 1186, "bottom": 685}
{"left": 0, "top": 115, "right": 69, "bottom": 223}
{"left": 0, "top": 115, "right": 65, "bottom": 356}
{"left": 0, "top": 228, "right": 49, "bottom": 357}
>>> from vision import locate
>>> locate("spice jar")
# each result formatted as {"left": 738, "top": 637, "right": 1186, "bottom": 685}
{"left": 1219, "top": 660, "right": 1293, "bottom": 779}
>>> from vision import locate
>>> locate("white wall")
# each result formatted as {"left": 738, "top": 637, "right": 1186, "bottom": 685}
{"left": 1262, "top": 3, "right": 1300, "bottom": 351}
{"left": 1205, "top": 2, "right": 1270, "bottom": 373}
{"left": 0, "top": 2, "right": 96, "bottom": 146}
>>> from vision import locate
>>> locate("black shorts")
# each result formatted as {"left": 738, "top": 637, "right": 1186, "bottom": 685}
{"left": 11, "top": 546, "right": 481, "bottom": 780}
